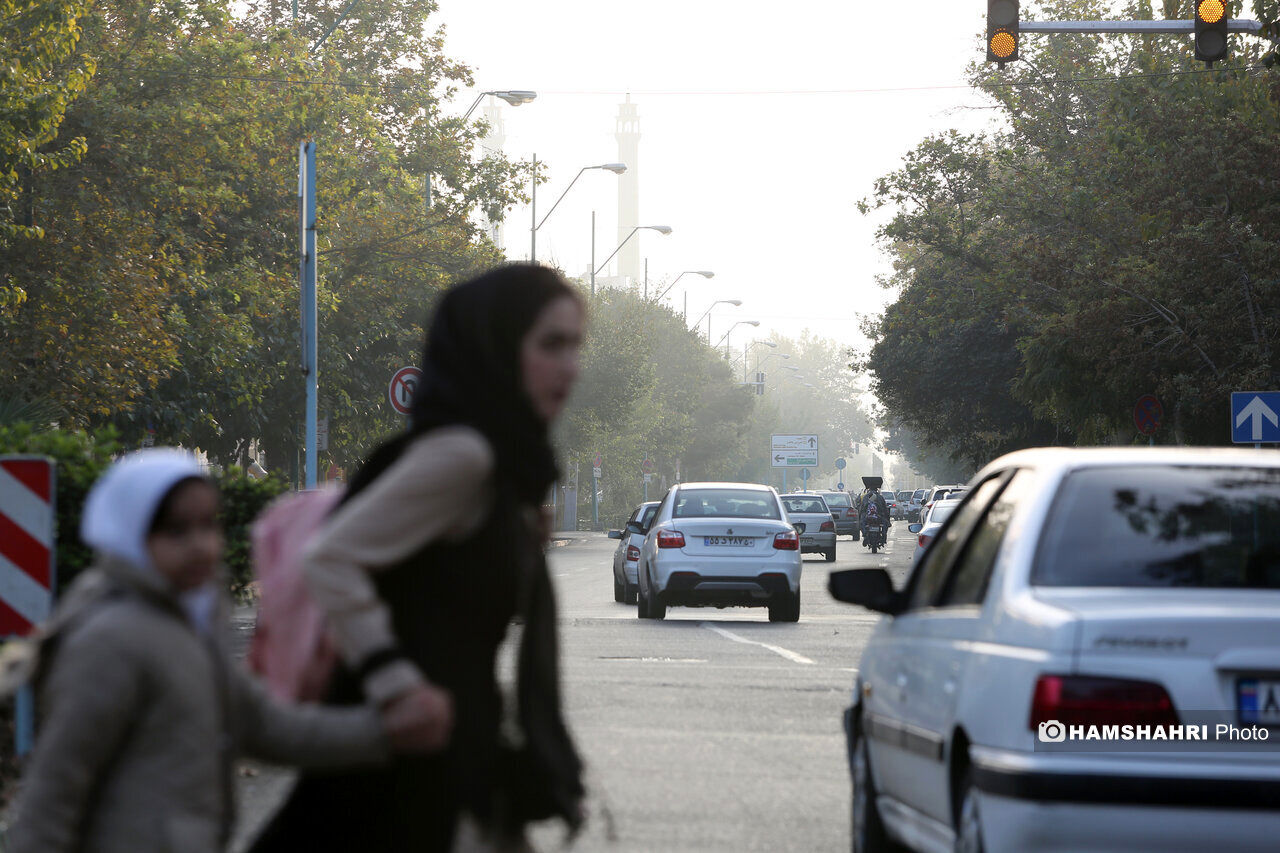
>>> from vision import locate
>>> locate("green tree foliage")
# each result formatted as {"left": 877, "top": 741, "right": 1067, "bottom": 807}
{"left": 559, "top": 287, "right": 757, "bottom": 526}
{"left": 0, "top": 0, "right": 95, "bottom": 308}
{"left": 0, "top": 0, "right": 526, "bottom": 473}
{"left": 863, "top": 0, "right": 1280, "bottom": 470}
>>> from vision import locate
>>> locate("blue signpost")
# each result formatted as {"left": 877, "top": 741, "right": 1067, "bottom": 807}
{"left": 1231, "top": 392, "right": 1280, "bottom": 446}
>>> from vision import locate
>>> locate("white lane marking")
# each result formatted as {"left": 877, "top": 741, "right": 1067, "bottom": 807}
{"left": 700, "top": 623, "right": 816, "bottom": 665}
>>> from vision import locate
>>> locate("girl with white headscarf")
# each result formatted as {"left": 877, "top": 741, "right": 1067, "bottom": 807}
{"left": 6, "top": 449, "right": 415, "bottom": 853}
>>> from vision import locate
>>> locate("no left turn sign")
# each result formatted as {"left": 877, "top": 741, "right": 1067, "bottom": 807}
{"left": 388, "top": 366, "right": 423, "bottom": 415}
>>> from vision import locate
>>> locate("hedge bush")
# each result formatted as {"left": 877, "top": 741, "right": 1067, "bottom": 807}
{"left": 0, "top": 425, "right": 288, "bottom": 597}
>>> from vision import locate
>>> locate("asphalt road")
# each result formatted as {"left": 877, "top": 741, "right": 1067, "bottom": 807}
{"left": 232, "top": 522, "right": 917, "bottom": 852}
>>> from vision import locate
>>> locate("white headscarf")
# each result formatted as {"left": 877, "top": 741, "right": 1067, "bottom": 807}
{"left": 80, "top": 448, "right": 207, "bottom": 573}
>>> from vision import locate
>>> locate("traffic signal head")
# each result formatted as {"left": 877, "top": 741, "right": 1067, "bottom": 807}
{"left": 987, "top": 0, "right": 1020, "bottom": 65}
{"left": 1195, "top": 0, "right": 1229, "bottom": 63}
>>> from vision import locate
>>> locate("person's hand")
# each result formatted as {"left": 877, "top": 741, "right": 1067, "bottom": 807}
{"left": 381, "top": 682, "right": 454, "bottom": 753}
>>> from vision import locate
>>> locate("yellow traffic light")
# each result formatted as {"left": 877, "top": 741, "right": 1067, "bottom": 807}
{"left": 1195, "top": 0, "right": 1229, "bottom": 62}
{"left": 990, "top": 31, "right": 1017, "bottom": 59}
{"left": 1198, "top": 0, "right": 1225, "bottom": 25}
{"left": 986, "top": 0, "right": 1020, "bottom": 65}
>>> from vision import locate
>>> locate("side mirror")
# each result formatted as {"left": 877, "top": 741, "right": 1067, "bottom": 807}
{"left": 908, "top": 523, "right": 922, "bottom": 534}
{"left": 828, "top": 569, "right": 905, "bottom": 615}
{"left": 607, "top": 529, "right": 624, "bottom": 539}
{"left": 625, "top": 521, "right": 644, "bottom": 536}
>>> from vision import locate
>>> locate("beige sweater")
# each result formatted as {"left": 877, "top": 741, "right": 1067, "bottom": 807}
{"left": 9, "top": 560, "right": 387, "bottom": 853}
{"left": 302, "top": 426, "right": 495, "bottom": 705}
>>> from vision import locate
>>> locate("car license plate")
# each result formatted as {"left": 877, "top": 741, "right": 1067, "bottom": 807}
{"left": 865, "top": 525, "right": 881, "bottom": 532}
{"left": 1238, "top": 678, "right": 1280, "bottom": 726}
{"left": 704, "top": 536, "right": 754, "bottom": 547}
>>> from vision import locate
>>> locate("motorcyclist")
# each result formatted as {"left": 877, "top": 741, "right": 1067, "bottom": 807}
{"left": 858, "top": 478, "right": 891, "bottom": 548}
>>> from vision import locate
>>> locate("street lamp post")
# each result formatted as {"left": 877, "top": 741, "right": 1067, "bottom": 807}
{"left": 714, "top": 320, "right": 760, "bottom": 356}
{"left": 531, "top": 162, "right": 626, "bottom": 262}
{"left": 691, "top": 299, "right": 741, "bottom": 343}
{"left": 740, "top": 341, "right": 778, "bottom": 381}
{"left": 654, "top": 270, "right": 714, "bottom": 302}
{"left": 461, "top": 90, "right": 537, "bottom": 124}
{"left": 592, "top": 225, "right": 673, "bottom": 294}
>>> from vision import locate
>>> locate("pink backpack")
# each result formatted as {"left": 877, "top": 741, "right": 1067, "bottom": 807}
{"left": 247, "top": 487, "right": 343, "bottom": 702}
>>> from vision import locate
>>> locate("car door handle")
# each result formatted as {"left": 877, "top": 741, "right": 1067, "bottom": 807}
{"left": 895, "top": 673, "right": 908, "bottom": 701}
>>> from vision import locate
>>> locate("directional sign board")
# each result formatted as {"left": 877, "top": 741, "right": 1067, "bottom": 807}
{"left": 771, "top": 434, "right": 818, "bottom": 468}
{"left": 1231, "top": 392, "right": 1280, "bottom": 444}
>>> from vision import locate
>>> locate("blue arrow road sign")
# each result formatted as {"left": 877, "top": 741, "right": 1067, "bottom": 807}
{"left": 1231, "top": 392, "right": 1280, "bottom": 443}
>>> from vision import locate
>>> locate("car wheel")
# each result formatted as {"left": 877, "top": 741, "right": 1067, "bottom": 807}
{"left": 769, "top": 587, "right": 800, "bottom": 622}
{"left": 624, "top": 582, "right": 638, "bottom": 605}
{"left": 647, "top": 571, "right": 666, "bottom": 620}
{"left": 636, "top": 568, "right": 650, "bottom": 618}
{"left": 852, "top": 726, "right": 893, "bottom": 853}
{"left": 954, "top": 771, "right": 985, "bottom": 853}
{"left": 613, "top": 573, "right": 624, "bottom": 603}
{"left": 824, "top": 547, "right": 837, "bottom": 563}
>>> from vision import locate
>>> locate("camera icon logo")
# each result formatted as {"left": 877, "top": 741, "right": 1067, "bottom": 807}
{"left": 1038, "top": 720, "right": 1067, "bottom": 743}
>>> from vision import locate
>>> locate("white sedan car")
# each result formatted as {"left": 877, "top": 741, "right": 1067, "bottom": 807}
{"left": 907, "top": 497, "right": 964, "bottom": 566}
{"left": 637, "top": 482, "right": 802, "bottom": 622}
{"left": 830, "top": 447, "right": 1280, "bottom": 853}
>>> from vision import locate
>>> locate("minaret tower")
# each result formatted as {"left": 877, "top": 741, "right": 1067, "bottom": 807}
{"left": 481, "top": 96, "right": 507, "bottom": 251}
{"left": 615, "top": 95, "right": 641, "bottom": 286}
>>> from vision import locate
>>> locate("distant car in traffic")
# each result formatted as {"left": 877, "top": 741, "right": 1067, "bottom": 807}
{"left": 895, "top": 491, "right": 916, "bottom": 521}
{"left": 608, "top": 500, "right": 660, "bottom": 604}
{"left": 906, "top": 496, "right": 963, "bottom": 567}
{"left": 918, "top": 483, "right": 966, "bottom": 523}
{"left": 830, "top": 447, "right": 1280, "bottom": 853}
{"left": 638, "top": 482, "right": 802, "bottom": 622}
{"left": 909, "top": 488, "right": 928, "bottom": 521}
{"left": 819, "top": 490, "right": 859, "bottom": 540}
{"left": 781, "top": 493, "right": 837, "bottom": 562}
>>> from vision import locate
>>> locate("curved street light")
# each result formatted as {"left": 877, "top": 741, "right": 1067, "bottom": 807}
{"left": 738, "top": 339, "right": 777, "bottom": 381}
{"left": 591, "top": 225, "right": 673, "bottom": 292}
{"left": 714, "top": 320, "right": 760, "bottom": 355}
{"left": 531, "top": 162, "right": 627, "bottom": 261}
{"left": 655, "top": 269, "right": 715, "bottom": 303}
{"left": 691, "top": 298, "right": 741, "bottom": 343}
{"left": 461, "top": 90, "right": 537, "bottom": 123}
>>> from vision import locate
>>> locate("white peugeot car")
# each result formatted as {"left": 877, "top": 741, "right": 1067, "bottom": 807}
{"left": 830, "top": 447, "right": 1280, "bottom": 853}
{"left": 637, "top": 482, "right": 802, "bottom": 622}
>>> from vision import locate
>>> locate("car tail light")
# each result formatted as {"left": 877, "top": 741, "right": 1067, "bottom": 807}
{"left": 626, "top": 545, "right": 640, "bottom": 561}
{"left": 656, "top": 530, "right": 685, "bottom": 549}
{"left": 773, "top": 531, "right": 799, "bottom": 550}
{"left": 1029, "top": 675, "right": 1179, "bottom": 729}
{"left": 918, "top": 533, "right": 933, "bottom": 549}
{"left": 820, "top": 520, "right": 834, "bottom": 532}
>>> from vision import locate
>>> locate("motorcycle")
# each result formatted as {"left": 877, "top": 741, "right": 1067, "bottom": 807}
{"left": 863, "top": 519, "right": 885, "bottom": 554}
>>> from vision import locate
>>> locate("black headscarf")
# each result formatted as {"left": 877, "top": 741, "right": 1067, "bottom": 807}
{"left": 346, "top": 263, "right": 581, "bottom": 505}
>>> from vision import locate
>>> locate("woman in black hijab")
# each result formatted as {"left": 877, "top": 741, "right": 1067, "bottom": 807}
{"left": 252, "top": 264, "right": 587, "bottom": 851}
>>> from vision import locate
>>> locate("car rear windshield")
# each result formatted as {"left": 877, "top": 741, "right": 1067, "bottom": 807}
{"left": 897, "top": 491, "right": 913, "bottom": 501}
{"left": 1034, "top": 465, "right": 1280, "bottom": 589}
{"left": 913, "top": 489, "right": 927, "bottom": 500}
{"left": 675, "top": 489, "right": 781, "bottom": 520}
{"left": 783, "top": 497, "right": 828, "bottom": 514}
{"left": 929, "top": 504, "right": 957, "bottom": 525}
{"left": 822, "top": 493, "right": 849, "bottom": 507}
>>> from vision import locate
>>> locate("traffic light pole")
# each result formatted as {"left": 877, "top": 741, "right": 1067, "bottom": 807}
{"left": 1018, "top": 18, "right": 1263, "bottom": 35}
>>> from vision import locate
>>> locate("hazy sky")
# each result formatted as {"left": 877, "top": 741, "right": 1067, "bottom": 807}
{"left": 434, "top": 0, "right": 997, "bottom": 355}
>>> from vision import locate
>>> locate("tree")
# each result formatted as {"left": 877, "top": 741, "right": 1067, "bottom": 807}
{"left": 861, "top": 0, "right": 1280, "bottom": 466}
{"left": 0, "top": 0, "right": 527, "bottom": 474}
{"left": 0, "top": 0, "right": 95, "bottom": 310}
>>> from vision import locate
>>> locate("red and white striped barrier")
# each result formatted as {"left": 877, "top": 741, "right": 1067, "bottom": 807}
{"left": 0, "top": 457, "right": 56, "bottom": 637}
